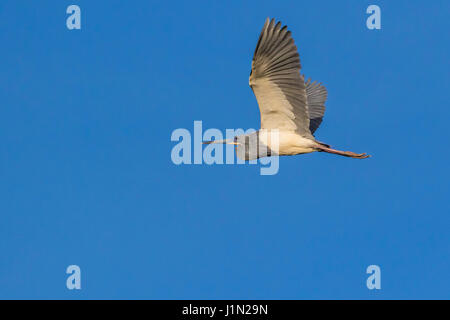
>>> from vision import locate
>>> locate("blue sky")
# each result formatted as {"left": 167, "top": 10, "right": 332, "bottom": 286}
{"left": 0, "top": 0, "right": 449, "bottom": 299}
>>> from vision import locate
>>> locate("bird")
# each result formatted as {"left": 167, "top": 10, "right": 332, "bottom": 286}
{"left": 204, "top": 18, "right": 370, "bottom": 160}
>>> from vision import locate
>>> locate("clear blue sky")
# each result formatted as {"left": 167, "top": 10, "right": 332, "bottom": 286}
{"left": 0, "top": 0, "right": 449, "bottom": 299}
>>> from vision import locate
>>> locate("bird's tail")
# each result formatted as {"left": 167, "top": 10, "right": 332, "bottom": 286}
{"left": 316, "top": 144, "right": 370, "bottom": 159}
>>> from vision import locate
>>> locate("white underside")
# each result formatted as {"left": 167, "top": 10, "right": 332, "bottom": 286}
{"left": 258, "top": 130, "right": 318, "bottom": 156}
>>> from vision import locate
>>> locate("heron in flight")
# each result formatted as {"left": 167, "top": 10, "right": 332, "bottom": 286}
{"left": 205, "top": 18, "right": 370, "bottom": 160}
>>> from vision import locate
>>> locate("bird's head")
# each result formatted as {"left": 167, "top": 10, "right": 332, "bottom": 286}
{"left": 203, "top": 132, "right": 272, "bottom": 161}
{"left": 234, "top": 132, "right": 272, "bottom": 161}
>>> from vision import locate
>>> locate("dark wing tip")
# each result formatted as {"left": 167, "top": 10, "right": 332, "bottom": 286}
{"left": 253, "top": 18, "right": 283, "bottom": 58}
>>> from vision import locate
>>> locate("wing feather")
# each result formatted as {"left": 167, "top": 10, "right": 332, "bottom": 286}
{"left": 306, "top": 79, "right": 328, "bottom": 134}
{"left": 249, "top": 18, "right": 312, "bottom": 137}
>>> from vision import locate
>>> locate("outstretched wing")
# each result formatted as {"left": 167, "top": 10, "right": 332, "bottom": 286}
{"left": 249, "top": 18, "right": 312, "bottom": 137}
{"left": 305, "top": 79, "right": 327, "bottom": 134}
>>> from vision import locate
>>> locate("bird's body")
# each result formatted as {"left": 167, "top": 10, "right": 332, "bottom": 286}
{"left": 258, "top": 130, "right": 317, "bottom": 155}
{"left": 205, "top": 18, "right": 370, "bottom": 160}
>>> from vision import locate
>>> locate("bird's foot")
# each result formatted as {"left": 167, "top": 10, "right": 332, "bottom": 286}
{"left": 343, "top": 151, "right": 370, "bottom": 159}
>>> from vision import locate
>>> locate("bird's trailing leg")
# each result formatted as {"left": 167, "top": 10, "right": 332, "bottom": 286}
{"left": 316, "top": 145, "right": 370, "bottom": 159}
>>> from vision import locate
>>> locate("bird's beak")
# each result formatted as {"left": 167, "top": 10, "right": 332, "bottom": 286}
{"left": 202, "top": 139, "right": 239, "bottom": 145}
